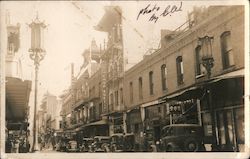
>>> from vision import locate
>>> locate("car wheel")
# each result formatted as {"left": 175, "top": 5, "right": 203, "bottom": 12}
{"left": 184, "top": 138, "right": 199, "bottom": 152}
{"left": 166, "top": 145, "right": 175, "bottom": 152}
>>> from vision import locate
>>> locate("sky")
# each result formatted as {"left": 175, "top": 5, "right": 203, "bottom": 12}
{"left": 1, "top": 0, "right": 245, "bottom": 107}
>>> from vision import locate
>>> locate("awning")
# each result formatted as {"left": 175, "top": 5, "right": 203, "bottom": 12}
{"left": 6, "top": 122, "right": 29, "bottom": 131}
{"left": 76, "top": 119, "right": 108, "bottom": 131}
{"left": 6, "top": 77, "right": 32, "bottom": 121}
{"left": 72, "top": 99, "right": 85, "bottom": 110}
{"left": 163, "top": 69, "right": 244, "bottom": 101}
{"left": 207, "top": 68, "right": 244, "bottom": 84}
{"left": 141, "top": 99, "right": 165, "bottom": 108}
{"left": 102, "top": 110, "right": 124, "bottom": 116}
{"left": 165, "top": 85, "right": 199, "bottom": 100}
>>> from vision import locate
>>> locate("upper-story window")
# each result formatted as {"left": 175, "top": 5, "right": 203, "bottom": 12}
{"left": 221, "top": 31, "right": 234, "bottom": 69}
{"left": 138, "top": 77, "right": 143, "bottom": 100}
{"left": 161, "top": 64, "right": 167, "bottom": 91}
{"left": 195, "top": 46, "right": 205, "bottom": 76}
{"left": 120, "top": 88, "right": 123, "bottom": 104}
{"left": 110, "top": 93, "right": 114, "bottom": 110}
{"left": 130, "top": 82, "right": 133, "bottom": 103}
{"left": 176, "top": 56, "right": 184, "bottom": 85}
{"left": 115, "top": 90, "right": 118, "bottom": 106}
{"left": 149, "top": 71, "right": 154, "bottom": 95}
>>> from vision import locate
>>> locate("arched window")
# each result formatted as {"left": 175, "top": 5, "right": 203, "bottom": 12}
{"left": 176, "top": 56, "right": 184, "bottom": 85}
{"left": 138, "top": 77, "right": 143, "bottom": 100}
{"left": 161, "top": 64, "right": 167, "bottom": 91}
{"left": 221, "top": 31, "right": 234, "bottom": 69}
{"left": 129, "top": 82, "right": 133, "bottom": 103}
{"left": 149, "top": 71, "right": 154, "bottom": 95}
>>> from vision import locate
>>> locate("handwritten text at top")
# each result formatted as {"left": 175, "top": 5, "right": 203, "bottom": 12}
{"left": 137, "top": 2, "right": 183, "bottom": 23}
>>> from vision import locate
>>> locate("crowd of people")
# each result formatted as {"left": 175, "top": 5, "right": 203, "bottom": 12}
{"left": 5, "top": 135, "right": 30, "bottom": 153}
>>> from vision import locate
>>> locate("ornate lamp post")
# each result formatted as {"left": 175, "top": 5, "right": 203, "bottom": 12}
{"left": 198, "top": 35, "right": 218, "bottom": 150}
{"left": 28, "top": 14, "right": 47, "bottom": 152}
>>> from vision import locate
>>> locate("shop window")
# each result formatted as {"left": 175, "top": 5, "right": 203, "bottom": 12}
{"left": 138, "top": 77, "right": 143, "bottom": 100}
{"left": 161, "top": 64, "right": 167, "bottom": 91}
{"left": 176, "top": 56, "right": 184, "bottom": 85}
{"left": 235, "top": 108, "right": 244, "bottom": 144}
{"left": 130, "top": 82, "right": 133, "bottom": 103}
{"left": 218, "top": 112, "right": 226, "bottom": 145}
{"left": 149, "top": 71, "right": 154, "bottom": 95}
{"left": 202, "top": 113, "right": 212, "bottom": 136}
{"left": 221, "top": 31, "right": 234, "bottom": 69}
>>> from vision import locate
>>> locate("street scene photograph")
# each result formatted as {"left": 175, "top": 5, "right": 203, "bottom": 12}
{"left": 0, "top": 0, "right": 248, "bottom": 158}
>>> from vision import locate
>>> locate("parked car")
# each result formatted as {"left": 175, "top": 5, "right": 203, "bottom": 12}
{"left": 91, "top": 136, "right": 110, "bottom": 152}
{"left": 110, "top": 133, "right": 124, "bottom": 152}
{"left": 160, "top": 124, "right": 206, "bottom": 152}
{"left": 66, "top": 140, "right": 80, "bottom": 152}
{"left": 58, "top": 137, "right": 70, "bottom": 152}
{"left": 123, "top": 133, "right": 135, "bottom": 152}
{"left": 80, "top": 138, "right": 93, "bottom": 152}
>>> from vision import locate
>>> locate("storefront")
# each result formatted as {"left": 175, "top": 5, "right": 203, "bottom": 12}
{"left": 162, "top": 69, "right": 244, "bottom": 152}
{"left": 142, "top": 100, "right": 166, "bottom": 143}
{"left": 76, "top": 119, "right": 109, "bottom": 137}
{"left": 105, "top": 111, "right": 124, "bottom": 135}
{"left": 5, "top": 77, "right": 32, "bottom": 153}
{"left": 126, "top": 107, "right": 142, "bottom": 151}
{"left": 200, "top": 76, "right": 244, "bottom": 151}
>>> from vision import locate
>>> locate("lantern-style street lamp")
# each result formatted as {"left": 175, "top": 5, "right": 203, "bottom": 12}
{"left": 28, "top": 14, "right": 47, "bottom": 152}
{"left": 198, "top": 35, "right": 214, "bottom": 79}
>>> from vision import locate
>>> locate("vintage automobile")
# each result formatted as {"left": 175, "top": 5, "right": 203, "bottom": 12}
{"left": 80, "top": 138, "right": 93, "bottom": 152}
{"left": 58, "top": 137, "right": 70, "bottom": 152}
{"left": 160, "top": 124, "right": 205, "bottom": 152}
{"left": 110, "top": 133, "right": 136, "bottom": 152}
{"left": 110, "top": 133, "right": 124, "bottom": 152}
{"left": 123, "top": 133, "right": 135, "bottom": 152}
{"left": 66, "top": 140, "right": 80, "bottom": 152}
{"left": 90, "top": 136, "right": 111, "bottom": 152}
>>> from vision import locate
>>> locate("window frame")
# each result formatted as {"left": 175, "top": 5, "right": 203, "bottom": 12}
{"left": 161, "top": 64, "right": 167, "bottom": 91}
{"left": 221, "top": 31, "right": 234, "bottom": 69}
{"left": 129, "top": 82, "right": 133, "bottom": 103}
{"left": 176, "top": 56, "right": 184, "bottom": 85}
{"left": 149, "top": 71, "right": 154, "bottom": 95}
{"left": 138, "top": 77, "right": 143, "bottom": 100}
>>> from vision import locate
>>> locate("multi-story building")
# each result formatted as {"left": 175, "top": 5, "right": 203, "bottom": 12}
{"left": 39, "top": 92, "right": 59, "bottom": 136}
{"left": 65, "top": 39, "right": 109, "bottom": 138}
{"left": 59, "top": 88, "right": 73, "bottom": 130}
{"left": 4, "top": 16, "right": 32, "bottom": 150}
{"left": 95, "top": 6, "right": 125, "bottom": 135}
{"left": 123, "top": 6, "right": 244, "bottom": 152}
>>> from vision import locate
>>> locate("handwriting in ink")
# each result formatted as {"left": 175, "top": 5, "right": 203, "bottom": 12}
{"left": 137, "top": 2, "right": 183, "bottom": 23}
{"left": 137, "top": 4, "right": 160, "bottom": 20}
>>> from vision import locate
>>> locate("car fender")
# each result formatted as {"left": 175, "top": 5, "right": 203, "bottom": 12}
{"left": 165, "top": 142, "right": 180, "bottom": 152}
